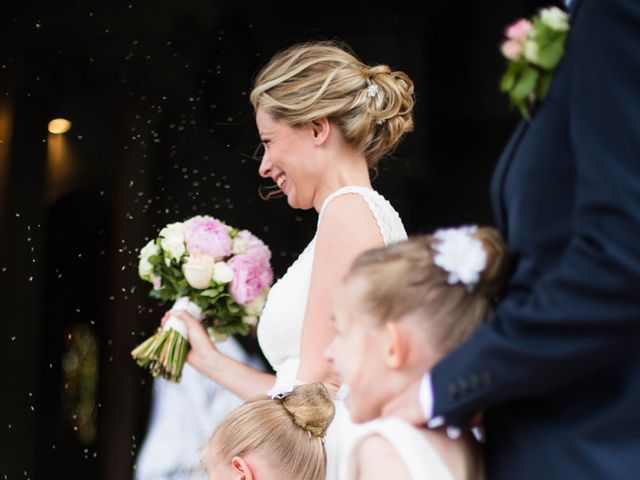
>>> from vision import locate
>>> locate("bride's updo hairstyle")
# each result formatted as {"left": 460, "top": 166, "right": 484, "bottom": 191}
{"left": 207, "top": 383, "right": 335, "bottom": 480}
{"left": 250, "top": 41, "right": 415, "bottom": 167}
{"left": 345, "top": 228, "right": 509, "bottom": 354}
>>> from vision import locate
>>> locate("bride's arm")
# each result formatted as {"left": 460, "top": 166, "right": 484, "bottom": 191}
{"left": 167, "top": 310, "right": 276, "bottom": 400}
{"left": 296, "top": 194, "right": 384, "bottom": 391}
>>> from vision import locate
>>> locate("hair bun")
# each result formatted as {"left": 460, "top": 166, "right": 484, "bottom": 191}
{"left": 472, "top": 227, "right": 509, "bottom": 300}
{"left": 281, "top": 383, "right": 335, "bottom": 437}
{"left": 362, "top": 64, "right": 415, "bottom": 165}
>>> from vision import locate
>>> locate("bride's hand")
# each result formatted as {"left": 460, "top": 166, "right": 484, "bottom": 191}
{"left": 163, "top": 309, "right": 218, "bottom": 370}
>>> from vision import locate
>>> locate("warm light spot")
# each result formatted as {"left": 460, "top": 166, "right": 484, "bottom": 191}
{"left": 48, "top": 118, "right": 72, "bottom": 134}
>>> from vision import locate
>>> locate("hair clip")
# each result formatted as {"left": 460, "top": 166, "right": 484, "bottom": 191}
{"left": 432, "top": 226, "right": 487, "bottom": 292}
{"left": 367, "top": 84, "right": 379, "bottom": 98}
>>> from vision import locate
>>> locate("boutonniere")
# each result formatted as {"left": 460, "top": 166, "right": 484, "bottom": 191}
{"left": 499, "top": 6, "right": 570, "bottom": 119}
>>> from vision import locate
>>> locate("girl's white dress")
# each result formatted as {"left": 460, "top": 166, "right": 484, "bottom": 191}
{"left": 342, "top": 418, "right": 454, "bottom": 480}
{"left": 257, "top": 186, "right": 407, "bottom": 480}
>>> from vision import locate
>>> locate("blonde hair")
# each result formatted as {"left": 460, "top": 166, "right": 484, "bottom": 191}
{"left": 208, "top": 383, "right": 335, "bottom": 480}
{"left": 250, "top": 40, "right": 415, "bottom": 167}
{"left": 346, "top": 228, "right": 509, "bottom": 355}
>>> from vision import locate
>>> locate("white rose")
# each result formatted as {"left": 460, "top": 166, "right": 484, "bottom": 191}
{"left": 159, "top": 222, "right": 186, "bottom": 263}
{"left": 182, "top": 253, "right": 216, "bottom": 289}
{"left": 213, "top": 261, "right": 234, "bottom": 284}
{"left": 245, "top": 289, "right": 268, "bottom": 316}
{"left": 523, "top": 39, "right": 540, "bottom": 63}
{"left": 243, "top": 315, "right": 258, "bottom": 327}
{"left": 231, "top": 237, "right": 248, "bottom": 255}
{"left": 540, "top": 7, "right": 569, "bottom": 32}
{"left": 138, "top": 240, "right": 159, "bottom": 279}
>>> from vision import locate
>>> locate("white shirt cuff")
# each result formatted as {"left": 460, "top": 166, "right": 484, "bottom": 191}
{"left": 419, "top": 372, "right": 434, "bottom": 421}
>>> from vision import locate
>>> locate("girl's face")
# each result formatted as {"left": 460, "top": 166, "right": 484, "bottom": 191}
{"left": 325, "top": 278, "right": 392, "bottom": 423}
{"left": 256, "top": 107, "right": 322, "bottom": 210}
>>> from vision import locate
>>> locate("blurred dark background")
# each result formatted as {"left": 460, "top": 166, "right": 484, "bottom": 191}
{"left": 0, "top": 0, "right": 547, "bottom": 477}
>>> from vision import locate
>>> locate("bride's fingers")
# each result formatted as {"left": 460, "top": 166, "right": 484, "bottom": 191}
{"left": 160, "top": 311, "right": 172, "bottom": 328}
{"left": 168, "top": 309, "right": 197, "bottom": 324}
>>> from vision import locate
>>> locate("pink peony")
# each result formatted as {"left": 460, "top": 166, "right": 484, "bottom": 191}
{"left": 227, "top": 255, "right": 273, "bottom": 306}
{"left": 501, "top": 40, "right": 523, "bottom": 61}
{"left": 233, "top": 230, "right": 272, "bottom": 268}
{"left": 505, "top": 19, "right": 532, "bottom": 42}
{"left": 184, "top": 216, "right": 232, "bottom": 259}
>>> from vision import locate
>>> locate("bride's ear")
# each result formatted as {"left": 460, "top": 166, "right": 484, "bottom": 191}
{"left": 310, "top": 117, "right": 331, "bottom": 146}
{"left": 384, "top": 321, "right": 409, "bottom": 369}
{"left": 231, "top": 456, "right": 254, "bottom": 480}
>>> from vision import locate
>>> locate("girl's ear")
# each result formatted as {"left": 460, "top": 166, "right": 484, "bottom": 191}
{"left": 310, "top": 117, "right": 331, "bottom": 145}
{"left": 384, "top": 321, "right": 408, "bottom": 369}
{"left": 231, "top": 456, "right": 254, "bottom": 480}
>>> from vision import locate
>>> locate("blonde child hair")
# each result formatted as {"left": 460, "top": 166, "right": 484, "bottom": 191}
{"left": 346, "top": 227, "right": 508, "bottom": 357}
{"left": 206, "top": 383, "right": 335, "bottom": 480}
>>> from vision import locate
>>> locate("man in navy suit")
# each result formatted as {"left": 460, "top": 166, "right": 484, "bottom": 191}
{"left": 386, "top": 0, "right": 640, "bottom": 477}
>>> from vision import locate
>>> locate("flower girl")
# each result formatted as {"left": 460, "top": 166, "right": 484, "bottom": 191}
{"left": 326, "top": 227, "right": 508, "bottom": 480}
{"left": 203, "top": 383, "right": 335, "bottom": 480}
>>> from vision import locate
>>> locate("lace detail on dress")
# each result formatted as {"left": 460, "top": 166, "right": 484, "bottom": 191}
{"left": 318, "top": 186, "right": 407, "bottom": 245}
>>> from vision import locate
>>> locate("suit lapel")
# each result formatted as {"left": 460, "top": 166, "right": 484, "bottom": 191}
{"left": 491, "top": 120, "right": 529, "bottom": 234}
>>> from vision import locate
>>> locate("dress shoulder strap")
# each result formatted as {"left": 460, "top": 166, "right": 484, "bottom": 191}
{"left": 317, "top": 186, "right": 407, "bottom": 246}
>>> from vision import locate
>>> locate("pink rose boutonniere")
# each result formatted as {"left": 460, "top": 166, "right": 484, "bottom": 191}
{"left": 500, "top": 6, "right": 570, "bottom": 119}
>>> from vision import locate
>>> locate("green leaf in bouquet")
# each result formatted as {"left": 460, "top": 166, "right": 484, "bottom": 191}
{"left": 149, "top": 288, "right": 174, "bottom": 302}
{"left": 500, "top": 62, "right": 520, "bottom": 93}
{"left": 532, "top": 17, "right": 555, "bottom": 41}
{"left": 148, "top": 253, "right": 164, "bottom": 266}
{"left": 200, "top": 286, "right": 224, "bottom": 298}
{"left": 211, "top": 321, "right": 251, "bottom": 337}
{"left": 536, "top": 34, "right": 566, "bottom": 71}
{"left": 511, "top": 67, "right": 539, "bottom": 103}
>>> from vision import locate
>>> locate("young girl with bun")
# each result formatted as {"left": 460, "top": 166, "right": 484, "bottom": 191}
{"left": 326, "top": 227, "right": 509, "bottom": 480}
{"left": 204, "top": 383, "right": 335, "bottom": 480}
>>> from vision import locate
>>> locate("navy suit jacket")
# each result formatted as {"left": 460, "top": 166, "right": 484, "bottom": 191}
{"left": 431, "top": 0, "right": 640, "bottom": 478}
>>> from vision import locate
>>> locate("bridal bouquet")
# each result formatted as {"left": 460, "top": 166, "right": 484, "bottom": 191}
{"left": 131, "top": 216, "right": 273, "bottom": 382}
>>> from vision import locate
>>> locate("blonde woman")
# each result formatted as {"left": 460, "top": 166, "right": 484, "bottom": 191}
{"left": 204, "top": 383, "right": 335, "bottom": 480}
{"left": 326, "top": 227, "right": 508, "bottom": 479}
{"left": 167, "top": 40, "right": 415, "bottom": 477}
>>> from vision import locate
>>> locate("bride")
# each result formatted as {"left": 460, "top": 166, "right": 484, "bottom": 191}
{"left": 168, "top": 40, "right": 415, "bottom": 478}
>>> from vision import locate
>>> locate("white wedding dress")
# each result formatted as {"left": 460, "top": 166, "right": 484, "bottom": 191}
{"left": 257, "top": 186, "right": 407, "bottom": 480}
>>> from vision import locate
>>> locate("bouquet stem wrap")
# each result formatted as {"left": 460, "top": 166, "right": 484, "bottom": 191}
{"left": 131, "top": 297, "right": 203, "bottom": 382}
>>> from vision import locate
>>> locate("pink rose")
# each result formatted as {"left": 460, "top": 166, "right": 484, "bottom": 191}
{"left": 505, "top": 19, "right": 532, "bottom": 42}
{"left": 501, "top": 40, "right": 523, "bottom": 61}
{"left": 227, "top": 255, "right": 273, "bottom": 306}
{"left": 184, "top": 216, "right": 232, "bottom": 259}
{"left": 233, "top": 230, "right": 272, "bottom": 267}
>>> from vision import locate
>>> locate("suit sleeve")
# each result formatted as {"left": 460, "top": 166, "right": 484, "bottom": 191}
{"left": 430, "top": 0, "right": 640, "bottom": 425}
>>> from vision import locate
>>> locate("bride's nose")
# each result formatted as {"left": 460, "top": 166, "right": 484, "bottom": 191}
{"left": 258, "top": 154, "right": 272, "bottom": 178}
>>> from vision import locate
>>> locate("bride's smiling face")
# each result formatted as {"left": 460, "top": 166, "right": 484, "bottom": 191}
{"left": 256, "top": 107, "right": 322, "bottom": 210}
{"left": 326, "top": 278, "right": 391, "bottom": 423}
